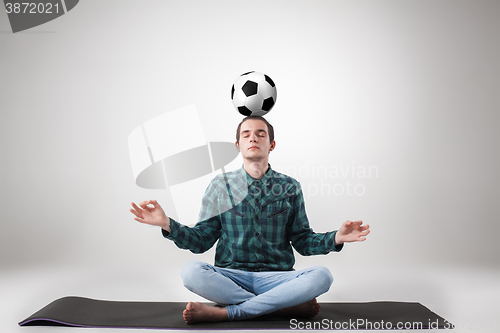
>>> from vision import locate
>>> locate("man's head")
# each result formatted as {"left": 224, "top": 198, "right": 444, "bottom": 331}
{"left": 235, "top": 116, "right": 276, "bottom": 160}
{"left": 236, "top": 116, "right": 274, "bottom": 145}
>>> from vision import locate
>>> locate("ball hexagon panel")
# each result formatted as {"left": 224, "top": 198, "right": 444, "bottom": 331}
{"left": 257, "top": 80, "right": 275, "bottom": 99}
{"left": 245, "top": 94, "right": 264, "bottom": 111}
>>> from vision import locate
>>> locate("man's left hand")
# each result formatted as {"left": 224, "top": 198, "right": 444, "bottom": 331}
{"left": 335, "top": 220, "right": 370, "bottom": 245}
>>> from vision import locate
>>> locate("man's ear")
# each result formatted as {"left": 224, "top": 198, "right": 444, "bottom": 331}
{"left": 235, "top": 141, "right": 240, "bottom": 152}
{"left": 269, "top": 140, "right": 276, "bottom": 152}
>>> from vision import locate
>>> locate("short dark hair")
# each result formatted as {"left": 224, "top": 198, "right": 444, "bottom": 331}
{"left": 236, "top": 116, "right": 274, "bottom": 144}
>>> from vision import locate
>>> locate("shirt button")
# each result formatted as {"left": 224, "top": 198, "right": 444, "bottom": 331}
{"left": 255, "top": 232, "right": 260, "bottom": 237}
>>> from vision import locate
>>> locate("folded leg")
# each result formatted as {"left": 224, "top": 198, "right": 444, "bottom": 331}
{"left": 181, "top": 261, "right": 255, "bottom": 306}
{"left": 226, "top": 266, "right": 333, "bottom": 320}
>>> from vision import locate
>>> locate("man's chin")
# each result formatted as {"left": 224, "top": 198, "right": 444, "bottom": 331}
{"left": 243, "top": 155, "right": 265, "bottom": 162}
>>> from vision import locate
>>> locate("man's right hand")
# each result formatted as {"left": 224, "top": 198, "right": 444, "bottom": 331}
{"left": 130, "top": 200, "right": 171, "bottom": 233}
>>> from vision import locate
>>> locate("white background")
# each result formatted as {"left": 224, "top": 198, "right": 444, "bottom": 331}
{"left": 1, "top": 1, "right": 499, "bottom": 332}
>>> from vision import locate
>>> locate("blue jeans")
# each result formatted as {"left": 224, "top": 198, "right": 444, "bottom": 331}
{"left": 181, "top": 261, "right": 334, "bottom": 321}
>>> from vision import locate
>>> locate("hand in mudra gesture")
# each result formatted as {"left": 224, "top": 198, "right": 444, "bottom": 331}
{"left": 130, "top": 200, "right": 170, "bottom": 232}
{"left": 335, "top": 220, "right": 370, "bottom": 245}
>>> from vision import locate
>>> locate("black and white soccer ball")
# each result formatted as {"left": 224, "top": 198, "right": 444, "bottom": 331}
{"left": 231, "top": 71, "right": 277, "bottom": 116}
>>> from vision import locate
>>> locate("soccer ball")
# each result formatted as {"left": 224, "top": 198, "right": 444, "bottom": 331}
{"left": 231, "top": 71, "right": 277, "bottom": 116}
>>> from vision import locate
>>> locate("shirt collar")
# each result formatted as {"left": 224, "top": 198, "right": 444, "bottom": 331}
{"left": 241, "top": 163, "right": 273, "bottom": 187}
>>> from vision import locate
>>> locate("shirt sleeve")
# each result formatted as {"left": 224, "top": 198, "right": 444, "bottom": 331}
{"left": 287, "top": 182, "right": 343, "bottom": 255}
{"left": 161, "top": 181, "right": 222, "bottom": 254}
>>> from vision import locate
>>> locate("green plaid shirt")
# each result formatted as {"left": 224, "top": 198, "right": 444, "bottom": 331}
{"left": 162, "top": 164, "right": 343, "bottom": 271}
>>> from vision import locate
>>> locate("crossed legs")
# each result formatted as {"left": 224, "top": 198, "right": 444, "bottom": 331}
{"left": 180, "top": 261, "right": 333, "bottom": 323}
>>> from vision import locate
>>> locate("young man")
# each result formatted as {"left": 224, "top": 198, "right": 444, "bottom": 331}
{"left": 130, "top": 116, "right": 370, "bottom": 324}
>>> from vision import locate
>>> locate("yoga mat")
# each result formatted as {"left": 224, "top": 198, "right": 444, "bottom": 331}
{"left": 19, "top": 296, "right": 454, "bottom": 330}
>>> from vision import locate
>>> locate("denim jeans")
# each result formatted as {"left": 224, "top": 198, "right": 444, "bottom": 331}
{"left": 181, "top": 261, "right": 334, "bottom": 321}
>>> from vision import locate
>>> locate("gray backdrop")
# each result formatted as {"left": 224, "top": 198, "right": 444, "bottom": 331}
{"left": 1, "top": 0, "right": 499, "bottom": 274}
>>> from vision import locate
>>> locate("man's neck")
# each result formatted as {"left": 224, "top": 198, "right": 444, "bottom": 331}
{"left": 243, "top": 159, "right": 269, "bottom": 179}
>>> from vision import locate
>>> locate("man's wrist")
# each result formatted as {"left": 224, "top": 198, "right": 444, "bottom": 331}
{"left": 161, "top": 216, "right": 171, "bottom": 233}
{"left": 334, "top": 231, "right": 344, "bottom": 246}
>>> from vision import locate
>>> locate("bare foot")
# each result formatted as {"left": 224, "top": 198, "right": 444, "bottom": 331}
{"left": 277, "top": 298, "right": 321, "bottom": 318}
{"left": 182, "top": 301, "right": 229, "bottom": 324}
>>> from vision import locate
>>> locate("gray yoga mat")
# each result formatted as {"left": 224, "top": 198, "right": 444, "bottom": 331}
{"left": 19, "top": 296, "right": 454, "bottom": 330}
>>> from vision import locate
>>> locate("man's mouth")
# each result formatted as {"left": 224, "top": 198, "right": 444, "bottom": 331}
{"left": 249, "top": 146, "right": 258, "bottom": 149}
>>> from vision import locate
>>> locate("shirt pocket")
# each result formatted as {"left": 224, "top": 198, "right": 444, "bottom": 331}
{"left": 267, "top": 207, "right": 289, "bottom": 218}
{"left": 218, "top": 194, "right": 244, "bottom": 217}
{"left": 262, "top": 202, "right": 291, "bottom": 245}
{"left": 224, "top": 200, "right": 246, "bottom": 218}
{"left": 228, "top": 207, "right": 245, "bottom": 217}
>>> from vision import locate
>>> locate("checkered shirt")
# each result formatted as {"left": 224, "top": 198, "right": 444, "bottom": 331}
{"left": 162, "top": 164, "right": 342, "bottom": 271}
